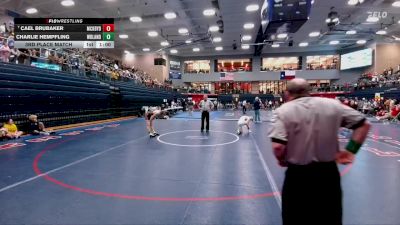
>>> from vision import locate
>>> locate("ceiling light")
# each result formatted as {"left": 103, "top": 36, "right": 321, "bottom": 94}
{"left": 193, "top": 48, "right": 200, "bottom": 52}
{"left": 398, "top": 20, "right": 400, "bottom": 24}
{"left": 241, "top": 44, "right": 250, "bottom": 49}
{"left": 124, "top": 50, "right": 130, "bottom": 54}
{"left": 129, "top": 16, "right": 142, "bottom": 22}
{"left": 309, "top": 31, "right": 320, "bottom": 37}
{"left": 119, "top": 34, "right": 129, "bottom": 39}
{"left": 161, "top": 41, "right": 169, "bottom": 46}
{"left": 299, "top": 42, "right": 309, "bottom": 47}
{"left": 329, "top": 40, "right": 339, "bottom": 45}
{"left": 213, "top": 37, "right": 222, "bottom": 42}
{"left": 185, "top": 39, "right": 192, "bottom": 44}
{"left": 26, "top": 8, "right": 38, "bottom": 14}
{"left": 178, "top": 28, "right": 189, "bottom": 34}
{"left": 366, "top": 16, "right": 379, "bottom": 23}
{"left": 148, "top": 31, "right": 158, "bottom": 37}
{"left": 246, "top": 4, "right": 260, "bottom": 12}
{"left": 346, "top": 30, "right": 357, "bottom": 35}
{"left": 356, "top": 40, "right": 366, "bottom": 44}
{"left": 209, "top": 26, "right": 219, "bottom": 32}
{"left": 203, "top": 9, "right": 216, "bottom": 16}
{"left": 164, "top": 12, "right": 177, "bottom": 19}
{"left": 170, "top": 49, "right": 178, "bottom": 54}
{"left": 347, "top": 0, "right": 358, "bottom": 5}
{"left": 61, "top": 0, "right": 75, "bottom": 7}
{"left": 271, "top": 44, "right": 280, "bottom": 48}
{"left": 142, "top": 48, "right": 150, "bottom": 52}
{"left": 277, "top": 33, "right": 288, "bottom": 39}
{"left": 392, "top": 1, "right": 400, "bottom": 7}
{"left": 242, "top": 35, "right": 252, "bottom": 41}
{"left": 376, "top": 30, "right": 387, "bottom": 35}
{"left": 243, "top": 23, "right": 255, "bottom": 29}
{"left": 215, "top": 46, "right": 223, "bottom": 51}
{"left": 311, "top": 0, "right": 315, "bottom": 4}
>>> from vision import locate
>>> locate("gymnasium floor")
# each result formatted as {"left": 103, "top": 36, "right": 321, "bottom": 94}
{"left": 0, "top": 111, "right": 399, "bottom": 225}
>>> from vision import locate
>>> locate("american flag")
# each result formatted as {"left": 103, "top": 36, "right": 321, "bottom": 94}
{"left": 220, "top": 72, "right": 234, "bottom": 81}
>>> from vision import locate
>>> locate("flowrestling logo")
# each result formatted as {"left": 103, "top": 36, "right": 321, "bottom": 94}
{"left": 26, "top": 136, "right": 62, "bottom": 143}
{"left": 0, "top": 143, "right": 26, "bottom": 151}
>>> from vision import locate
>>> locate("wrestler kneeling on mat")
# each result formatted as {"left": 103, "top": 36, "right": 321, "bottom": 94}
{"left": 237, "top": 115, "right": 253, "bottom": 135}
{"left": 145, "top": 107, "right": 167, "bottom": 138}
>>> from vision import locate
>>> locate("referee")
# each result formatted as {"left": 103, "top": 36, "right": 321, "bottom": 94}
{"left": 199, "top": 95, "right": 214, "bottom": 132}
{"left": 269, "top": 78, "right": 370, "bottom": 225}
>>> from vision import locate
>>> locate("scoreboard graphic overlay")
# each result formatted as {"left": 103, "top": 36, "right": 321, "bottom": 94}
{"left": 14, "top": 18, "right": 114, "bottom": 49}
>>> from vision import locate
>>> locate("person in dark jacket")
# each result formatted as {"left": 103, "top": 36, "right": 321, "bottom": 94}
{"left": 253, "top": 97, "right": 261, "bottom": 123}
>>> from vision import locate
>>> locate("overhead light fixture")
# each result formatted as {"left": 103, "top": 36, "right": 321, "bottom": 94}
{"left": 148, "top": 31, "right": 158, "bottom": 37}
{"left": 142, "top": 48, "right": 150, "bottom": 52}
{"left": 209, "top": 25, "right": 219, "bottom": 32}
{"left": 242, "top": 35, "right": 252, "bottom": 41}
{"left": 246, "top": 4, "right": 260, "bottom": 12}
{"left": 124, "top": 50, "right": 129, "bottom": 54}
{"left": 26, "top": 8, "right": 38, "bottom": 14}
{"left": 329, "top": 40, "right": 340, "bottom": 45}
{"left": 161, "top": 41, "right": 169, "bottom": 46}
{"left": 277, "top": 33, "right": 288, "bottom": 39}
{"left": 346, "top": 30, "right": 357, "bottom": 35}
{"left": 376, "top": 30, "right": 387, "bottom": 35}
{"left": 398, "top": 20, "right": 400, "bottom": 24}
{"left": 366, "top": 16, "right": 379, "bottom": 23}
{"left": 178, "top": 28, "right": 189, "bottom": 34}
{"left": 392, "top": 1, "right": 400, "bottom": 7}
{"left": 271, "top": 44, "right": 280, "bottom": 48}
{"left": 119, "top": 34, "right": 129, "bottom": 39}
{"left": 170, "top": 49, "right": 178, "bottom": 54}
{"left": 241, "top": 44, "right": 250, "bottom": 49}
{"left": 164, "top": 12, "right": 177, "bottom": 19}
{"left": 129, "top": 16, "right": 142, "bottom": 22}
{"left": 243, "top": 23, "right": 255, "bottom": 29}
{"left": 347, "top": 0, "right": 358, "bottom": 5}
{"left": 213, "top": 37, "right": 222, "bottom": 42}
{"left": 356, "top": 40, "right": 366, "bottom": 44}
{"left": 311, "top": 0, "right": 315, "bottom": 4}
{"left": 193, "top": 48, "right": 200, "bottom": 52}
{"left": 309, "top": 31, "right": 320, "bottom": 37}
{"left": 185, "top": 39, "right": 192, "bottom": 44}
{"left": 61, "top": 0, "right": 75, "bottom": 7}
{"left": 215, "top": 46, "right": 223, "bottom": 51}
{"left": 203, "top": 9, "right": 216, "bottom": 16}
{"left": 299, "top": 42, "right": 309, "bottom": 47}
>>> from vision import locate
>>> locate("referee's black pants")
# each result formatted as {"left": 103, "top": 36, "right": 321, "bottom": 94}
{"left": 201, "top": 111, "right": 209, "bottom": 131}
{"left": 282, "top": 161, "right": 342, "bottom": 225}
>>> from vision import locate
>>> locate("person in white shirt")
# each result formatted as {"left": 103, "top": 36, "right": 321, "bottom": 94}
{"left": 145, "top": 107, "right": 164, "bottom": 138}
{"left": 199, "top": 95, "right": 214, "bottom": 132}
{"left": 237, "top": 115, "right": 253, "bottom": 135}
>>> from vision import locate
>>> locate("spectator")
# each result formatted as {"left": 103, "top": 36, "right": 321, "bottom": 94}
{"left": 2, "top": 119, "right": 23, "bottom": 139}
{"left": 0, "top": 39, "right": 10, "bottom": 62}
{"left": 27, "top": 115, "right": 53, "bottom": 135}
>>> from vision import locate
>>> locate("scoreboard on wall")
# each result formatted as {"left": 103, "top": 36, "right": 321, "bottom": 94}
{"left": 14, "top": 18, "right": 114, "bottom": 49}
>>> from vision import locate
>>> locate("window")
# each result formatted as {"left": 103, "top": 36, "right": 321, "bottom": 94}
{"left": 214, "top": 82, "right": 252, "bottom": 94}
{"left": 306, "top": 55, "right": 339, "bottom": 70}
{"left": 259, "top": 81, "right": 287, "bottom": 94}
{"left": 216, "top": 59, "right": 252, "bottom": 72}
{"left": 261, "top": 57, "right": 301, "bottom": 71}
{"left": 184, "top": 60, "right": 210, "bottom": 74}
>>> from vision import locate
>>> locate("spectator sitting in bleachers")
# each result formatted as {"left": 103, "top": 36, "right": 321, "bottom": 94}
{"left": 27, "top": 115, "right": 53, "bottom": 135}
{"left": 0, "top": 39, "right": 10, "bottom": 62}
{"left": 376, "top": 105, "right": 400, "bottom": 121}
{"left": 2, "top": 119, "right": 23, "bottom": 139}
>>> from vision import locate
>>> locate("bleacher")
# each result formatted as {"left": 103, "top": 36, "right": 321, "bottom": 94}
{"left": 0, "top": 62, "right": 178, "bottom": 131}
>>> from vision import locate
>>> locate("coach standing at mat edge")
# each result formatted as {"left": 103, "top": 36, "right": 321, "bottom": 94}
{"left": 269, "top": 78, "right": 370, "bottom": 225}
{"left": 199, "top": 95, "right": 214, "bottom": 132}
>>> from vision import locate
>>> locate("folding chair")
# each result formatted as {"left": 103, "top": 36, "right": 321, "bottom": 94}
{"left": 390, "top": 111, "right": 400, "bottom": 123}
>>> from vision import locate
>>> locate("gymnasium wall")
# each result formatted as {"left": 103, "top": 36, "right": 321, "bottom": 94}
{"left": 122, "top": 53, "right": 169, "bottom": 83}
{"left": 375, "top": 43, "right": 400, "bottom": 73}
